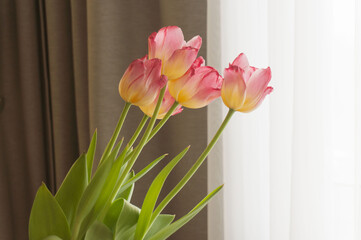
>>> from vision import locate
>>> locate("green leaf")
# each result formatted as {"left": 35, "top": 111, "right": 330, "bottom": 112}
{"left": 148, "top": 185, "right": 224, "bottom": 240}
{"left": 43, "top": 236, "right": 63, "bottom": 240}
{"left": 116, "top": 154, "right": 167, "bottom": 197}
{"left": 117, "top": 226, "right": 136, "bottom": 240}
{"left": 103, "top": 198, "right": 125, "bottom": 233}
{"left": 29, "top": 183, "right": 71, "bottom": 240}
{"left": 55, "top": 154, "right": 87, "bottom": 228}
{"left": 134, "top": 146, "right": 190, "bottom": 240}
{"left": 115, "top": 199, "right": 140, "bottom": 240}
{"left": 84, "top": 221, "right": 113, "bottom": 240}
{"left": 144, "top": 214, "right": 174, "bottom": 240}
{"left": 71, "top": 148, "right": 115, "bottom": 239}
{"left": 75, "top": 141, "right": 125, "bottom": 239}
{"left": 86, "top": 130, "right": 97, "bottom": 181}
{"left": 116, "top": 171, "right": 135, "bottom": 202}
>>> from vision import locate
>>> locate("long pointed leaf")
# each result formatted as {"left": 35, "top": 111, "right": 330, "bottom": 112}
{"left": 55, "top": 154, "right": 87, "bottom": 228}
{"left": 86, "top": 130, "right": 97, "bottom": 181}
{"left": 84, "top": 221, "right": 113, "bottom": 240}
{"left": 103, "top": 198, "right": 125, "bottom": 233}
{"left": 77, "top": 142, "right": 126, "bottom": 238}
{"left": 71, "top": 146, "right": 116, "bottom": 239}
{"left": 134, "top": 146, "right": 190, "bottom": 240}
{"left": 117, "top": 171, "right": 135, "bottom": 202}
{"left": 115, "top": 199, "right": 140, "bottom": 240}
{"left": 116, "top": 154, "right": 167, "bottom": 198}
{"left": 29, "top": 183, "right": 71, "bottom": 240}
{"left": 144, "top": 214, "right": 174, "bottom": 240}
{"left": 148, "top": 185, "right": 223, "bottom": 240}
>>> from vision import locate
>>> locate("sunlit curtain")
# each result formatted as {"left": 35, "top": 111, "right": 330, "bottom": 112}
{"left": 207, "top": 0, "right": 361, "bottom": 239}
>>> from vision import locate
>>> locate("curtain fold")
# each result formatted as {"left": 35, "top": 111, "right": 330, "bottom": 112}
{"left": 0, "top": 1, "right": 208, "bottom": 239}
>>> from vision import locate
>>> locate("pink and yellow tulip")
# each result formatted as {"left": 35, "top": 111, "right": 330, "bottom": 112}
{"left": 168, "top": 57, "right": 223, "bottom": 109}
{"left": 119, "top": 56, "right": 167, "bottom": 107}
{"left": 148, "top": 26, "right": 202, "bottom": 80}
{"left": 221, "top": 53, "right": 273, "bottom": 112}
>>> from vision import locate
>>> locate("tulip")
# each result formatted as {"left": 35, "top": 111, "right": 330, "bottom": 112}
{"left": 168, "top": 57, "right": 223, "bottom": 109}
{"left": 119, "top": 56, "right": 167, "bottom": 107}
{"left": 148, "top": 26, "right": 202, "bottom": 80}
{"left": 221, "top": 53, "right": 273, "bottom": 112}
{"left": 140, "top": 87, "right": 183, "bottom": 119}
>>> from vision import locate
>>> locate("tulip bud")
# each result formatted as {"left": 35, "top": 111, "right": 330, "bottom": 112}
{"left": 221, "top": 53, "right": 273, "bottom": 112}
{"left": 168, "top": 57, "right": 223, "bottom": 109}
{"left": 148, "top": 26, "right": 202, "bottom": 80}
{"left": 139, "top": 87, "right": 183, "bottom": 119}
{"left": 119, "top": 56, "right": 166, "bottom": 106}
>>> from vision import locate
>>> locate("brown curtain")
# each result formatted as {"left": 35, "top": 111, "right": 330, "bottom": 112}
{"left": 0, "top": 0, "right": 208, "bottom": 239}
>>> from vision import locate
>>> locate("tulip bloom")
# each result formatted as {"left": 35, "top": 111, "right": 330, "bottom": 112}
{"left": 119, "top": 56, "right": 167, "bottom": 107}
{"left": 168, "top": 57, "right": 223, "bottom": 109}
{"left": 148, "top": 26, "right": 202, "bottom": 80}
{"left": 221, "top": 53, "right": 273, "bottom": 112}
{"left": 140, "top": 86, "right": 183, "bottom": 119}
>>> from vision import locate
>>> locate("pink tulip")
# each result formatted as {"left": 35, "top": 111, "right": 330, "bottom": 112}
{"left": 221, "top": 53, "right": 273, "bottom": 112}
{"left": 119, "top": 56, "right": 167, "bottom": 107}
{"left": 168, "top": 57, "right": 223, "bottom": 109}
{"left": 148, "top": 26, "right": 202, "bottom": 80}
{"left": 140, "top": 86, "right": 183, "bottom": 119}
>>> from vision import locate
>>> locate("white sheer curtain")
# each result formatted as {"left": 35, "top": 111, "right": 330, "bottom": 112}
{"left": 207, "top": 0, "right": 361, "bottom": 239}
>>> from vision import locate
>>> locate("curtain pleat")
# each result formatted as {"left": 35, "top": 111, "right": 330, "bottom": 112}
{"left": 43, "top": 0, "right": 80, "bottom": 187}
{"left": 0, "top": 0, "right": 51, "bottom": 239}
{"left": 70, "top": 0, "right": 90, "bottom": 153}
{"left": 0, "top": 0, "right": 208, "bottom": 239}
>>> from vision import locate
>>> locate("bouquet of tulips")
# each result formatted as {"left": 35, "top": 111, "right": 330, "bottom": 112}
{"left": 28, "top": 26, "right": 273, "bottom": 240}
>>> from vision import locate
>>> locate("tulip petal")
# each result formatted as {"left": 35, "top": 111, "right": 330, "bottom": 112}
{"left": 170, "top": 66, "right": 210, "bottom": 102}
{"left": 245, "top": 67, "right": 272, "bottom": 105}
{"left": 172, "top": 105, "right": 183, "bottom": 116}
{"left": 192, "top": 56, "right": 205, "bottom": 68}
{"left": 185, "top": 36, "right": 202, "bottom": 49}
{"left": 243, "top": 66, "right": 257, "bottom": 83}
{"left": 148, "top": 26, "right": 185, "bottom": 62}
{"left": 143, "top": 58, "right": 163, "bottom": 88}
{"left": 239, "top": 86, "right": 273, "bottom": 112}
{"left": 140, "top": 86, "right": 182, "bottom": 119}
{"left": 162, "top": 47, "right": 199, "bottom": 80}
{"left": 119, "top": 59, "right": 145, "bottom": 102}
{"left": 148, "top": 32, "right": 157, "bottom": 59}
{"left": 181, "top": 71, "right": 222, "bottom": 109}
{"left": 221, "top": 66, "right": 246, "bottom": 110}
{"left": 232, "top": 53, "right": 249, "bottom": 69}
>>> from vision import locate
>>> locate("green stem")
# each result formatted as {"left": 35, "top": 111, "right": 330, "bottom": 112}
{"left": 103, "top": 115, "right": 148, "bottom": 207}
{"left": 118, "top": 102, "right": 178, "bottom": 170}
{"left": 128, "top": 114, "right": 149, "bottom": 148}
{"left": 151, "top": 108, "right": 235, "bottom": 223}
{"left": 147, "top": 101, "right": 180, "bottom": 142}
{"left": 120, "top": 101, "right": 178, "bottom": 167}
{"left": 99, "top": 102, "right": 131, "bottom": 165}
{"left": 111, "top": 87, "right": 167, "bottom": 202}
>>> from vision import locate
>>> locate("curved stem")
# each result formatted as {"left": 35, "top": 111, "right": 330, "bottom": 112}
{"left": 99, "top": 102, "right": 131, "bottom": 165}
{"left": 151, "top": 108, "right": 235, "bottom": 222}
